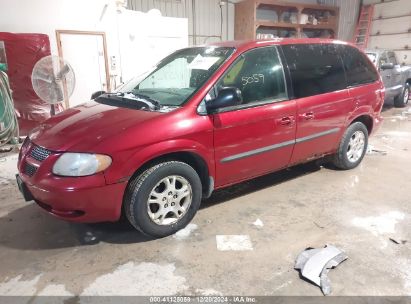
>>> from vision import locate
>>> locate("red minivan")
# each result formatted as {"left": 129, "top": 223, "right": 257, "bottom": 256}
{"left": 17, "top": 39, "right": 384, "bottom": 237}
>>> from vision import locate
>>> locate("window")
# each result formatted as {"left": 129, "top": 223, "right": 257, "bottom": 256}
{"left": 388, "top": 52, "right": 397, "bottom": 65}
{"left": 338, "top": 45, "right": 379, "bottom": 87}
{"left": 215, "top": 47, "right": 287, "bottom": 105}
{"left": 120, "top": 47, "right": 234, "bottom": 106}
{"left": 379, "top": 52, "right": 388, "bottom": 66}
{"left": 282, "top": 44, "right": 346, "bottom": 99}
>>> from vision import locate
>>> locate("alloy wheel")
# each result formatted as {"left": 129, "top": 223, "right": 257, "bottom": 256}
{"left": 147, "top": 175, "right": 192, "bottom": 225}
{"left": 347, "top": 131, "right": 365, "bottom": 163}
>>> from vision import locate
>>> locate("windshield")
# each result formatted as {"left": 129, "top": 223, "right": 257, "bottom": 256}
{"left": 119, "top": 47, "right": 235, "bottom": 107}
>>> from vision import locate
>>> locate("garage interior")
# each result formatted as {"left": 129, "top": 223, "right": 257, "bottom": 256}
{"left": 0, "top": 0, "right": 411, "bottom": 299}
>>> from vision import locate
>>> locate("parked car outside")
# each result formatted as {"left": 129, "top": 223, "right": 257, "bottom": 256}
{"left": 366, "top": 49, "right": 411, "bottom": 107}
{"left": 17, "top": 39, "right": 385, "bottom": 237}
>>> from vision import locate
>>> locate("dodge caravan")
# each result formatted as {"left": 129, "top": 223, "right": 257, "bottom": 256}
{"left": 17, "top": 39, "right": 384, "bottom": 237}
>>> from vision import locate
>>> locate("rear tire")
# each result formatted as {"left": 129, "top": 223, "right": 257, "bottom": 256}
{"left": 124, "top": 161, "right": 202, "bottom": 238}
{"left": 394, "top": 83, "right": 409, "bottom": 108}
{"left": 332, "top": 122, "right": 368, "bottom": 170}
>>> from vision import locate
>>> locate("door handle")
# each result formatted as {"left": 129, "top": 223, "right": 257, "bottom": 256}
{"left": 301, "top": 112, "right": 314, "bottom": 120}
{"left": 279, "top": 116, "right": 293, "bottom": 126}
{"left": 386, "top": 75, "right": 391, "bottom": 78}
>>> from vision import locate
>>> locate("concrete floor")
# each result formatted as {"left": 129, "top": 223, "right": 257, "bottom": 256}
{"left": 0, "top": 104, "right": 410, "bottom": 297}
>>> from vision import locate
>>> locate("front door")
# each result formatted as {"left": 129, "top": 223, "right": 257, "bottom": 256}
{"left": 387, "top": 51, "right": 403, "bottom": 97}
{"left": 211, "top": 46, "right": 296, "bottom": 187}
{"left": 281, "top": 44, "right": 352, "bottom": 165}
{"left": 378, "top": 52, "right": 392, "bottom": 96}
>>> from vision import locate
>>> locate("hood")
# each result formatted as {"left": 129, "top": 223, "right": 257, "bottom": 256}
{"left": 30, "top": 101, "right": 163, "bottom": 152}
{"left": 400, "top": 65, "right": 411, "bottom": 74}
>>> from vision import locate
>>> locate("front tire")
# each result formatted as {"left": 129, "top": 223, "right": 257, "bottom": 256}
{"left": 332, "top": 122, "right": 368, "bottom": 170}
{"left": 394, "top": 83, "right": 409, "bottom": 108}
{"left": 124, "top": 161, "right": 202, "bottom": 238}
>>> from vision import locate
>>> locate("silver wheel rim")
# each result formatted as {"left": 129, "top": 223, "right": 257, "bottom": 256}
{"left": 404, "top": 88, "right": 409, "bottom": 104}
{"left": 347, "top": 131, "right": 365, "bottom": 163}
{"left": 147, "top": 175, "right": 192, "bottom": 226}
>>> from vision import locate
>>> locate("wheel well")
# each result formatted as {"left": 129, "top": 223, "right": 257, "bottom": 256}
{"left": 128, "top": 151, "right": 210, "bottom": 196}
{"left": 351, "top": 115, "right": 373, "bottom": 134}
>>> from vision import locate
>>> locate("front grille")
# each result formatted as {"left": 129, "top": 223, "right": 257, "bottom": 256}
{"left": 30, "top": 145, "right": 51, "bottom": 162}
{"left": 20, "top": 140, "right": 51, "bottom": 177}
{"left": 24, "top": 163, "right": 38, "bottom": 177}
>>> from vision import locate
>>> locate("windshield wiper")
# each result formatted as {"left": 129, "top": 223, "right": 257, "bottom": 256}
{"left": 124, "top": 91, "right": 161, "bottom": 110}
{"left": 105, "top": 92, "right": 161, "bottom": 110}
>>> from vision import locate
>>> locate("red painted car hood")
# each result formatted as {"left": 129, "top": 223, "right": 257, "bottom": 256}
{"left": 30, "top": 101, "right": 163, "bottom": 152}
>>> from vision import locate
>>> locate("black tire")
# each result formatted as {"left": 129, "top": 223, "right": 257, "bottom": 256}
{"left": 124, "top": 161, "right": 202, "bottom": 238}
{"left": 394, "top": 83, "right": 409, "bottom": 108}
{"left": 332, "top": 122, "right": 368, "bottom": 170}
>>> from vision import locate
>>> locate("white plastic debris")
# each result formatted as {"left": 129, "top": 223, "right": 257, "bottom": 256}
{"left": 252, "top": 219, "right": 264, "bottom": 228}
{"left": 295, "top": 245, "right": 347, "bottom": 295}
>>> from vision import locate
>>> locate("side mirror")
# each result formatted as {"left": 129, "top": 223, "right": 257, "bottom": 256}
{"left": 91, "top": 90, "right": 106, "bottom": 99}
{"left": 206, "top": 87, "right": 242, "bottom": 112}
{"left": 381, "top": 62, "right": 394, "bottom": 70}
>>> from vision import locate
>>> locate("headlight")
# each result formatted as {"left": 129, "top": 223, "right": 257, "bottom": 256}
{"left": 52, "top": 153, "right": 112, "bottom": 177}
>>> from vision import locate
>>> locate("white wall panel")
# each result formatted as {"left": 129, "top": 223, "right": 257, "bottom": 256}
{"left": 128, "top": 0, "right": 234, "bottom": 45}
{"left": 366, "top": 0, "right": 411, "bottom": 64}
{"left": 118, "top": 10, "right": 188, "bottom": 82}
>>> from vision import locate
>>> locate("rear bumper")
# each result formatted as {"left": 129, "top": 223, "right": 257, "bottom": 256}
{"left": 23, "top": 177, "right": 127, "bottom": 223}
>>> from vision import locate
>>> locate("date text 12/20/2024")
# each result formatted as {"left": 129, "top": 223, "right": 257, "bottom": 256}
{"left": 149, "top": 296, "right": 257, "bottom": 303}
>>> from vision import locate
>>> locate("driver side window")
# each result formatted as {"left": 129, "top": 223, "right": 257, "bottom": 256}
{"left": 388, "top": 52, "right": 398, "bottom": 65}
{"left": 379, "top": 53, "right": 388, "bottom": 66}
{"left": 216, "top": 47, "right": 287, "bottom": 105}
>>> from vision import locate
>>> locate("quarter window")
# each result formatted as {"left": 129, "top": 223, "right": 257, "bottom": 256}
{"left": 338, "top": 45, "right": 379, "bottom": 87}
{"left": 282, "top": 44, "right": 347, "bottom": 99}
{"left": 216, "top": 47, "right": 287, "bottom": 105}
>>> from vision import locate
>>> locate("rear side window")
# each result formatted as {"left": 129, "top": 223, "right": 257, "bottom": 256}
{"left": 281, "top": 44, "right": 346, "bottom": 99}
{"left": 338, "top": 45, "right": 379, "bottom": 87}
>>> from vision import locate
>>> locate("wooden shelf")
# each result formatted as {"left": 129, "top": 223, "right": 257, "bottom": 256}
{"left": 256, "top": 21, "right": 299, "bottom": 29}
{"left": 302, "top": 23, "right": 337, "bottom": 30}
{"left": 255, "top": 21, "right": 337, "bottom": 31}
{"left": 256, "top": 0, "right": 337, "bottom": 12}
{"left": 235, "top": 0, "right": 339, "bottom": 40}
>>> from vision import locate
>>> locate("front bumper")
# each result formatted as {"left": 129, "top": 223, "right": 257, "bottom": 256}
{"left": 24, "top": 177, "right": 127, "bottom": 222}
{"left": 17, "top": 139, "right": 127, "bottom": 223}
